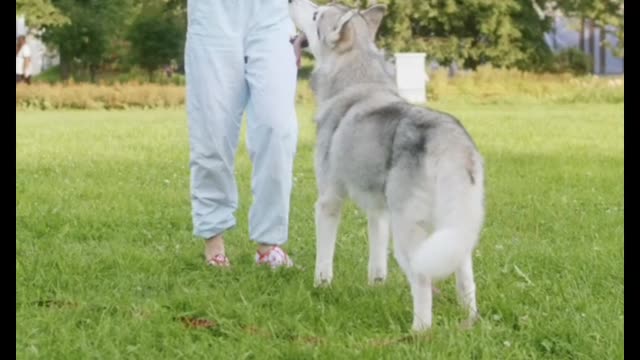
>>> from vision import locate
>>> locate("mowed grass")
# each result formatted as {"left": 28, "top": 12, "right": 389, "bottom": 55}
{"left": 16, "top": 100, "right": 623, "bottom": 359}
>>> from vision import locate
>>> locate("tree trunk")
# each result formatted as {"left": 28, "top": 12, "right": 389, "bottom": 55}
{"left": 448, "top": 61, "right": 458, "bottom": 78}
{"left": 599, "top": 26, "right": 606, "bottom": 75}
{"left": 61, "top": 62, "right": 70, "bottom": 81}
{"left": 588, "top": 19, "right": 595, "bottom": 73}
{"left": 60, "top": 53, "right": 71, "bottom": 81}
{"left": 579, "top": 17, "right": 585, "bottom": 52}
{"left": 89, "top": 64, "right": 98, "bottom": 83}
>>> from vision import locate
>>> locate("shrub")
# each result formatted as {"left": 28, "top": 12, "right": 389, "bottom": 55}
{"left": 427, "top": 65, "right": 623, "bottom": 104}
{"left": 17, "top": 66, "right": 623, "bottom": 110}
{"left": 548, "top": 48, "right": 594, "bottom": 75}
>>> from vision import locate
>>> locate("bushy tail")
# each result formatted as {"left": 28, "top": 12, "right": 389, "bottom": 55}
{"left": 410, "top": 229, "right": 472, "bottom": 280}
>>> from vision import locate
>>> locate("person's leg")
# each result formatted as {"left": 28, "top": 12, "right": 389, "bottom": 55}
{"left": 185, "top": 1, "right": 249, "bottom": 264}
{"left": 244, "top": 2, "right": 298, "bottom": 267}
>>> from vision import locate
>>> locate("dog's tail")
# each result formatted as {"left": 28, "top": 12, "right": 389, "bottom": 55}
{"left": 410, "top": 229, "right": 473, "bottom": 280}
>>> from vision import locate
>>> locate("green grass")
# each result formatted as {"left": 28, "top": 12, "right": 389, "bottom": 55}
{"left": 16, "top": 100, "right": 623, "bottom": 359}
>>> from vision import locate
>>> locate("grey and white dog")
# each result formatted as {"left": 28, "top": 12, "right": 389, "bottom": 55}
{"left": 289, "top": 0, "right": 485, "bottom": 331}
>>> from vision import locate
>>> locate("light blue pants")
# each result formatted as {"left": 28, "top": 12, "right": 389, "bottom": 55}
{"left": 185, "top": 0, "right": 298, "bottom": 245}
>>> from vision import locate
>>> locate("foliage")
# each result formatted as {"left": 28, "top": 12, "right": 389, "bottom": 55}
{"left": 127, "top": 4, "right": 185, "bottom": 80}
{"left": 18, "top": 0, "right": 623, "bottom": 79}
{"left": 553, "top": 0, "right": 624, "bottom": 57}
{"left": 41, "top": 0, "right": 136, "bottom": 82}
{"left": 16, "top": 0, "right": 69, "bottom": 29}
{"left": 549, "top": 47, "right": 593, "bottom": 75}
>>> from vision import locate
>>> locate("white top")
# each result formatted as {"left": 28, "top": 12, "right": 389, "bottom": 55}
{"left": 287, "top": 18, "right": 297, "bottom": 37}
{"left": 16, "top": 44, "right": 31, "bottom": 76}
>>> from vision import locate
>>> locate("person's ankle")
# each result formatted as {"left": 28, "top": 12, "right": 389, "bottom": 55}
{"left": 205, "top": 234, "right": 225, "bottom": 258}
{"left": 257, "top": 243, "right": 277, "bottom": 254}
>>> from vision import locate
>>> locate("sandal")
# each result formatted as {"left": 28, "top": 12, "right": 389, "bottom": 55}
{"left": 206, "top": 254, "right": 230, "bottom": 267}
{"left": 255, "top": 246, "right": 294, "bottom": 269}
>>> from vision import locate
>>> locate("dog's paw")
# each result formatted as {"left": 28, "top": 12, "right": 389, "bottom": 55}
{"left": 314, "top": 271, "right": 333, "bottom": 287}
{"left": 411, "top": 319, "right": 432, "bottom": 333}
{"left": 459, "top": 313, "right": 479, "bottom": 331}
{"left": 367, "top": 267, "right": 387, "bottom": 286}
{"left": 314, "top": 278, "right": 332, "bottom": 288}
{"left": 459, "top": 319, "right": 474, "bottom": 331}
{"left": 368, "top": 276, "right": 386, "bottom": 286}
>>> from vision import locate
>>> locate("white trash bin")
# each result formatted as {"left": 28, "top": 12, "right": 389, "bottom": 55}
{"left": 394, "top": 52, "right": 427, "bottom": 104}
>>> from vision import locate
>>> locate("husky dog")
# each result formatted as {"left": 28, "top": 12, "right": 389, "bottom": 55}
{"left": 288, "top": 0, "right": 485, "bottom": 331}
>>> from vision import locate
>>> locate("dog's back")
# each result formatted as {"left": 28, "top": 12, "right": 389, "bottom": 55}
{"left": 322, "top": 88, "right": 485, "bottom": 262}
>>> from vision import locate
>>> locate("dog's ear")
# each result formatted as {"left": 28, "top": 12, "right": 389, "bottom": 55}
{"left": 361, "top": 4, "right": 386, "bottom": 41}
{"left": 326, "top": 10, "right": 356, "bottom": 49}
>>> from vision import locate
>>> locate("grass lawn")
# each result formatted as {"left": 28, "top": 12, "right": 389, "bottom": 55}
{"left": 16, "top": 100, "right": 623, "bottom": 359}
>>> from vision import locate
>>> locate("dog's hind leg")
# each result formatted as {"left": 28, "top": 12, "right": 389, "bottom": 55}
{"left": 410, "top": 272, "right": 433, "bottom": 332}
{"left": 314, "top": 190, "right": 344, "bottom": 287}
{"left": 390, "top": 211, "right": 434, "bottom": 332}
{"left": 456, "top": 254, "right": 478, "bottom": 328}
{"left": 367, "top": 210, "right": 390, "bottom": 285}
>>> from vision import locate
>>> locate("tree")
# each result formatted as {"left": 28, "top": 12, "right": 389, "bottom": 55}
{"left": 156, "top": 0, "right": 556, "bottom": 71}
{"left": 311, "top": 0, "right": 552, "bottom": 70}
{"left": 127, "top": 4, "right": 185, "bottom": 81}
{"left": 356, "top": 0, "right": 551, "bottom": 70}
{"left": 42, "top": 0, "right": 136, "bottom": 81}
{"left": 553, "top": 0, "right": 623, "bottom": 59}
{"left": 16, "top": 0, "right": 69, "bottom": 30}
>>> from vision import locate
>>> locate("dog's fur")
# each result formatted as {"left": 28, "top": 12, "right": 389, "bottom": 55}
{"left": 289, "top": 0, "right": 485, "bottom": 331}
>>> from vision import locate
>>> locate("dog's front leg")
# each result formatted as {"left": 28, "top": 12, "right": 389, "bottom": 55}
{"left": 367, "top": 210, "right": 389, "bottom": 285}
{"left": 314, "top": 195, "right": 343, "bottom": 287}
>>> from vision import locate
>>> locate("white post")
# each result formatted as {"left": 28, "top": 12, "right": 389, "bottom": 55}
{"left": 394, "top": 52, "right": 427, "bottom": 104}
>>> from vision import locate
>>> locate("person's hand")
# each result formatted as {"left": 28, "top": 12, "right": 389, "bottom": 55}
{"left": 292, "top": 36, "right": 304, "bottom": 69}
{"left": 292, "top": 34, "right": 308, "bottom": 69}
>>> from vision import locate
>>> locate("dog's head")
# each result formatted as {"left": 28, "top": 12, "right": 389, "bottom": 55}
{"left": 288, "top": 0, "right": 386, "bottom": 61}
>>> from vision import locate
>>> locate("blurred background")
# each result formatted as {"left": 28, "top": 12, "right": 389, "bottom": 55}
{"left": 15, "top": 0, "right": 623, "bottom": 84}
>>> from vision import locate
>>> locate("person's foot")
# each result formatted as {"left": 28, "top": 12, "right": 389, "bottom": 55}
{"left": 205, "top": 234, "right": 230, "bottom": 267}
{"left": 255, "top": 245, "right": 293, "bottom": 268}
